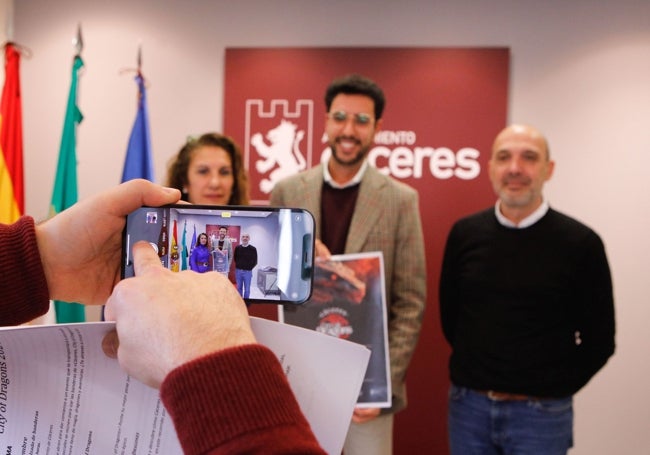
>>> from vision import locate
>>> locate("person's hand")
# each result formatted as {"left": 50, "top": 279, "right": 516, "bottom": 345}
{"left": 35, "top": 179, "right": 181, "bottom": 305}
{"left": 351, "top": 407, "right": 381, "bottom": 424}
{"left": 102, "top": 241, "right": 257, "bottom": 389}
{"left": 314, "top": 238, "right": 332, "bottom": 261}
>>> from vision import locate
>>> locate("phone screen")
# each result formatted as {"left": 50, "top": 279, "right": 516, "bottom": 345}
{"left": 122, "top": 205, "right": 314, "bottom": 304}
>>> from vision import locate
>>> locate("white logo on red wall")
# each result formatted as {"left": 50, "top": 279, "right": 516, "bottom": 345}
{"left": 245, "top": 100, "right": 314, "bottom": 195}
{"left": 245, "top": 99, "right": 482, "bottom": 201}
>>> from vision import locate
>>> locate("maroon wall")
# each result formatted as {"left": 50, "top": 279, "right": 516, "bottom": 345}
{"left": 224, "top": 47, "right": 509, "bottom": 453}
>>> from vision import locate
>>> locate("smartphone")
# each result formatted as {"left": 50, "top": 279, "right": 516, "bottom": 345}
{"left": 122, "top": 204, "right": 315, "bottom": 304}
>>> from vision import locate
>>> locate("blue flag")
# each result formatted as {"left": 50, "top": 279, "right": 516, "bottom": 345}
{"left": 190, "top": 224, "right": 197, "bottom": 256}
{"left": 121, "top": 74, "right": 153, "bottom": 182}
{"left": 103, "top": 73, "right": 154, "bottom": 322}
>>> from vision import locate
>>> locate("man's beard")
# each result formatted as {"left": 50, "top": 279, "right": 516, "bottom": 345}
{"left": 329, "top": 137, "right": 369, "bottom": 167}
{"left": 493, "top": 175, "right": 539, "bottom": 208}
{"left": 497, "top": 187, "right": 537, "bottom": 208}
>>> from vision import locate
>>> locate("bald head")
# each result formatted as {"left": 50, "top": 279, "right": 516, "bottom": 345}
{"left": 492, "top": 124, "right": 550, "bottom": 161}
{"left": 488, "top": 123, "right": 555, "bottom": 223}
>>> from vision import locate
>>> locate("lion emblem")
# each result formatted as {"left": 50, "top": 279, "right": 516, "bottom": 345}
{"left": 251, "top": 119, "right": 306, "bottom": 194}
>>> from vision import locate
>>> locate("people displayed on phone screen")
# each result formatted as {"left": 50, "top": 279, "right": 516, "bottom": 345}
{"left": 212, "top": 226, "right": 233, "bottom": 277}
{"left": 166, "top": 132, "right": 249, "bottom": 205}
{"left": 189, "top": 233, "right": 211, "bottom": 273}
{"left": 234, "top": 233, "right": 258, "bottom": 299}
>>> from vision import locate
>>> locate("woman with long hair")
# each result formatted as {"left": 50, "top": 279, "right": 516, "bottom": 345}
{"left": 166, "top": 132, "right": 249, "bottom": 205}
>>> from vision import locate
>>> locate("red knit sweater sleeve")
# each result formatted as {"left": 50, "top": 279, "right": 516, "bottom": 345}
{"left": 0, "top": 216, "right": 50, "bottom": 325}
{"left": 160, "top": 344, "right": 326, "bottom": 455}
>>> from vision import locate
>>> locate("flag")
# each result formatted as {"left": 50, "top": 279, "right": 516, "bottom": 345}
{"left": 190, "top": 223, "right": 196, "bottom": 256}
{"left": 121, "top": 73, "right": 153, "bottom": 182}
{"left": 50, "top": 55, "right": 85, "bottom": 323}
{"left": 0, "top": 43, "right": 24, "bottom": 224}
{"left": 170, "top": 219, "right": 179, "bottom": 272}
{"left": 100, "top": 73, "right": 154, "bottom": 321}
{"left": 181, "top": 220, "right": 188, "bottom": 270}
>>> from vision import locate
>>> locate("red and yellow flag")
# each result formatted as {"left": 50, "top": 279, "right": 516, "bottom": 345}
{"left": 0, "top": 43, "right": 23, "bottom": 224}
{"left": 170, "top": 219, "right": 180, "bottom": 272}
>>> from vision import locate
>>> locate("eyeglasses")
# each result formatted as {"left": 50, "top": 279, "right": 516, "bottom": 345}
{"left": 328, "top": 111, "right": 373, "bottom": 126}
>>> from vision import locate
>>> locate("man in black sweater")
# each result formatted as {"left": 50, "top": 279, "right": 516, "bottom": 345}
{"left": 234, "top": 233, "right": 258, "bottom": 299}
{"left": 439, "top": 124, "right": 615, "bottom": 455}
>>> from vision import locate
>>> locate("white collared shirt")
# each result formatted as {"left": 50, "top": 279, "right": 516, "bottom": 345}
{"left": 494, "top": 199, "right": 549, "bottom": 229}
{"left": 322, "top": 157, "right": 368, "bottom": 189}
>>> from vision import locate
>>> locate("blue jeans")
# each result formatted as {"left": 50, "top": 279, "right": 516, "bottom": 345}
{"left": 236, "top": 268, "right": 253, "bottom": 299}
{"left": 448, "top": 385, "right": 573, "bottom": 455}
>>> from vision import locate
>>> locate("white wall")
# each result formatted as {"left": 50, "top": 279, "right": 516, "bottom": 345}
{"left": 0, "top": 0, "right": 10, "bottom": 85}
{"left": 11, "top": 1, "right": 650, "bottom": 453}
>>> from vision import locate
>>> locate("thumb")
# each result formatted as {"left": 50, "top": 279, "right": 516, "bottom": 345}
{"left": 132, "top": 241, "right": 164, "bottom": 277}
{"left": 101, "top": 329, "right": 119, "bottom": 359}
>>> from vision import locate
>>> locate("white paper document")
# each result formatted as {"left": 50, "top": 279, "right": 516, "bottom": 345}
{"left": 0, "top": 317, "right": 369, "bottom": 455}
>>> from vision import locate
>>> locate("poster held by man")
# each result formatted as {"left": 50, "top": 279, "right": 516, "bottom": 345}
{"left": 281, "top": 251, "right": 391, "bottom": 408}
